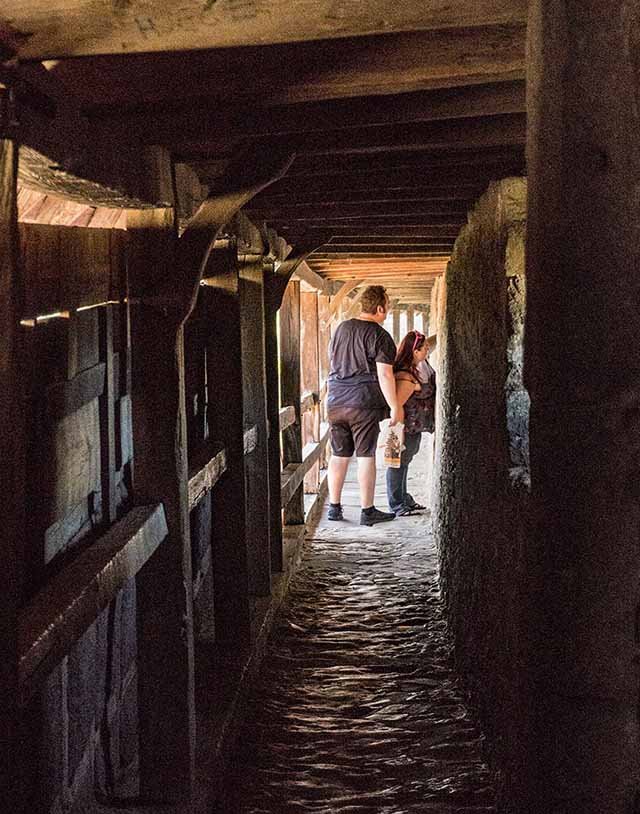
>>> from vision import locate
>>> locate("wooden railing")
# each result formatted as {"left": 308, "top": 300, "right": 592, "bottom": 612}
{"left": 18, "top": 503, "right": 169, "bottom": 704}
{"left": 278, "top": 385, "right": 331, "bottom": 512}
{"left": 17, "top": 434, "right": 242, "bottom": 703}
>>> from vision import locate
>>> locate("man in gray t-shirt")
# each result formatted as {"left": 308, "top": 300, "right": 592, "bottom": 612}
{"left": 326, "top": 285, "right": 402, "bottom": 526}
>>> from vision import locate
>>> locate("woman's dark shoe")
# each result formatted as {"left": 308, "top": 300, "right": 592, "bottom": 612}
{"left": 404, "top": 493, "right": 427, "bottom": 511}
{"left": 327, "top": 503, "right": 344, "bottom": 521}
{"left": 395, "top": 505, "right": 422, "bottom": 516}
{"left": 360, "top": 506, "right": 395, "bottom": 526}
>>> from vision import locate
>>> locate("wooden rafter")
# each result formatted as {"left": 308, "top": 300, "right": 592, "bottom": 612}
{"left": 7, "top": 4, "right": 526, "bottom": 61}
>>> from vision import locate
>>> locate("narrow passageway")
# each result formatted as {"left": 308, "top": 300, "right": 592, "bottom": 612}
{"left": 222, "top": 450, "right": 497, "bottom": 813}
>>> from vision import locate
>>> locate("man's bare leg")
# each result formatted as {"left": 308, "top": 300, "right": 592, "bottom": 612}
{"left": 357, "top": 456, "right": 376, "bottom": 508}
{"left": 328, "top": 455, "right": 351, "bottom": 504}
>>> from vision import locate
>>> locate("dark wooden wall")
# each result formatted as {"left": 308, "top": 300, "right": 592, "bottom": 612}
{"left": 18, "top": 224, "right": 137, "bottom": 810}
{"left": 7, "top": 219, "right": 332, "bottom": 812}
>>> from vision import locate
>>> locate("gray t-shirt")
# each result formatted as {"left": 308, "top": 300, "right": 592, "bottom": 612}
{"left": 327, "top": 318, "right": 396, "bottom": 409}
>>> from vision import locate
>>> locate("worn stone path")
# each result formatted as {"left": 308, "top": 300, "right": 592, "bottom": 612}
{"left": 222, "top": 451, "right": 497, "bottom": 813}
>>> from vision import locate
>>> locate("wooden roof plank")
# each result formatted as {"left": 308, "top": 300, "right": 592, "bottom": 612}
{"left": 9, "top": 3, "right": 527, "bottom": 61}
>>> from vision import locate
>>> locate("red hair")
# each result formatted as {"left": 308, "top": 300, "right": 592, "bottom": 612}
{"left": 394, "top": 330, "right": 426, "bottom": 375}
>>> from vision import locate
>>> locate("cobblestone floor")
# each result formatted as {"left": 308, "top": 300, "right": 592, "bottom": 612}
{"left": 223, "top": 450, "right": 497, "bottom": 813}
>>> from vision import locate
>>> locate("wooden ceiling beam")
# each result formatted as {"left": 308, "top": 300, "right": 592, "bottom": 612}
{"left": 312, "top": 243, "right": 454, "bottom": 250}
{"left": 249, "top": 185, "right": 485, "bottom": 209}
{"left": 326, "top": 235, "right": 458, "bottom": 244}
{"left": 95, "top": 80, "right": 525, "bottom": 150}
{"left": 240, "top": 80, "right": 526, "bottom": 137}
{"left": 310, "top": 251, "right": 453, "bottom": 260}
{"left": 282, "top": 226, "right": 463, "bottom": 238}
{"left": 275, "top": 146, "right": 525, "bottom": 179}
{"left": 319, "top": 270, "right": 448, "bottom": 280}
{"left": 196, "top": 146, "right": 524, "bottom": 183}
{"left": 7, "top": 2, "right": 527, "bottom": 60}
{"left": 249, "top": 200, "right": 469, "bottom": 222}
{"left": 181, "top": 112, "right": 525, "bottom": 161}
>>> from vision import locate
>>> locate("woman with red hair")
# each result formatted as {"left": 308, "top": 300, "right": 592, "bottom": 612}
{"left": 386, "top": 330, "right": 436, "bottom": 516}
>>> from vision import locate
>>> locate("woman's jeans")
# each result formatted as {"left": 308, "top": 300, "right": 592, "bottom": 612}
{"left": 386, "top": 431, "right": 422, "bottom": 512}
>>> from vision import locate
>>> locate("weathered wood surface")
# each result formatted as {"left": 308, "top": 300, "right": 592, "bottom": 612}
{"left": 317, "top": 294, "right": 331, "bottom": 467}
{"left": 324, "top": 280, "right": 363, "bottom": 326}
{"left": 406, "top": 305, "right": 415, "bottom": 333}
{"left": 41, "top": 398, "right": 102, "bottom": 530}
{"left": 263, "top": 256, "right": 309, "bottom": 574}
{"left": 344, "top": 288, "right": 366, "bottom": 320}
{"left": 241, "top": 80, "right": 526, "bottom": 141}
{"left": 240, "top": 259, "right": 271, "bottom": 597}
{"left": 44, "top": 361, "right": 105, "bottom": 420}
{"left": 127, "top": 147, "right": 292, "bottom": 799}
{"left": 127, "top": 200, "right": 198, "bottom": 802}
{"left": 393, "top": 309, "right": 401, "bottom": 344}
{"left": 280, "top": 424, "right": 331, "bottom": 507}
{"left": 9, "top": 3, "right": 527, "bottom": 60}
{"left": 19, "top": 224, "right": 126, "bottom": 318}
{"left": 279, "top": 405, "right": 297, "bottom": 433}
{"left": 80, "top": 81, "right": 524, "bottom": 184}
{"left": 293, "top": 260, "right": 334, "bottom": 295}
{"left": 243, "top": 424, "right": 259, "bottom": 457}
{"left": 18, "top": 503, "right": 168, "bottom": 704}
{"left": 187, "top": 444, "right": 226, "bottom": 511}
{"left": 98, "top": 306, "right": 117, "bottom": 525}
{"left": 0, "top": 137, "right": 26, "bottom": 810}
{"left": 202, "top": 249, "right": 252, "bottom": 644}
{"left": 301, "top": 292, "right": 320, "bottom": 493}
{"left": 280, "top": 281, "right": 305, "bottom": 524}
{"left": 300, "top": 391, "right": 317, "bottom": 416}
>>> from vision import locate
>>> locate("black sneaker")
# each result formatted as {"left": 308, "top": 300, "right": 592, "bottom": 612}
{"left": 327, "top": 503, "right": 344, "bottom": 521}
{"left": 360, "top": 507, "right": 395, "bottom": 526}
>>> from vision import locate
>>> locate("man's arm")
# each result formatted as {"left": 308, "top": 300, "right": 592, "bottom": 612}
{"left": 377, "top": 362, "right": 404, "bottom": 424}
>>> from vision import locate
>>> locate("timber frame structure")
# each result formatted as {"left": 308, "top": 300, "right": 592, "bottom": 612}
{"left": 1, "top": 5, "right": 526, "bottom": 810}
{"left": 9, "top": 3, "right": 639, "bottom": 813}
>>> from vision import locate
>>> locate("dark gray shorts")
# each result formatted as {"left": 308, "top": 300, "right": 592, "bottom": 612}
{"left": 328, "top": 406, "right": 386, "bottom": 458}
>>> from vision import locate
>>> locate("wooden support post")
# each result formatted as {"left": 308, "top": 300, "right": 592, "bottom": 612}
{"left": 127, "top": 207, "right": 197, "bottom": 802}
{"left": 301, "top": 291, "right": 320, "bottom": 493}
{"left": 125, "top": 146, "right": 293, "bottom": 800}
{"left": 240, "top": 257, "right": 271, "bottom": 597}
{"left": 202, "top": 248, "right": 252, "bottom": 642}
{"left": 317, "top": 294, "right": 331, "bottom": 469}
{"left": 324, "top": 279, "right": 363, "bottom": 327}
{"left": 343, "top": 287, "right": 366, "bottom": 320}
{"left": 264, "top": 283, "right": 284, "bottom": 573}
{"left": 264, "top": 300, "right": 283, "bottom": 573}
{"left": 263, "top": 255, "right": 309, "bottom": 571}
{"left": 98, "top": 305, "right": 117, "bottom": 525}
{"left": 280, "top": 281, "right": 305, "bottom": 524}
{"left": 521, "top": 3, "right": 640, "bottom": 809}
{"left": 406, "top": 305, "right": 415, "bottom": 333}
{"left": 392, "top": 307, "right": 401, "bottom": 345}
{"left": 0, "top": 138, "right": 26, "bottom": 810}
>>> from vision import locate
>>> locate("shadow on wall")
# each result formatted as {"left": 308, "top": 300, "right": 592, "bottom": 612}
{"left": 431, "top": 177, "right": 529, "bottom": 805}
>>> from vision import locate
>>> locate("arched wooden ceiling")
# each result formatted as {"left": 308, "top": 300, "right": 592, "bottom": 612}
{"left": 1, "top": 1, "right": 528, "bottom": 306}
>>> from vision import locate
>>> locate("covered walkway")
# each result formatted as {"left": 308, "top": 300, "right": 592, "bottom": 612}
{"left": 222, "top": 453, "right": 497, "bottom": 813}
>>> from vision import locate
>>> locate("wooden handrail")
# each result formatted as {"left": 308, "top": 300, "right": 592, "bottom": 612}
{"left": 188, "top": 443, "right": 227, "bottom": 510}
{"left": 280, "top": 423, "right": 330, "bottom": 507}
{"left": 18, "top": 503, "right": 168, "bottom": 704}
{"left": 279, "top": 404, "right": 296, "bottom": 432}
{"left": 300, "top": 390, "right": 318, "bottom": 415}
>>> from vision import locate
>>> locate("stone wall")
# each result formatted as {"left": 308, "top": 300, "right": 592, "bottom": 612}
{"left": 432, "top": 177, "right": 529, "bottom": 795}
